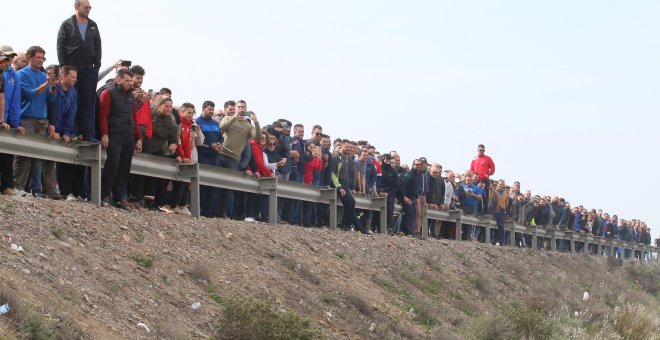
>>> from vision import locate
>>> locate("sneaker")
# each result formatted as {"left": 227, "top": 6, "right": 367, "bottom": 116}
{"left": 244, "top": 217, "right": 256, "bottom": 222}
{"left": 362, "top": 229, "right": 374, "bottom": 236}
{"left": 101, "top": 196, "right": 113, "bottom": 208}
{"left": 84, "top": 134, "right": 100, "bottom": 144}
{"left": 159, "top": 205, "right": 174, "bottom": 213}
{"left": 65, "top": 194, "right": 77, "bottom": 201}
{"left": 173, "top": 206, "right": 192, "bottom": 216}
{"left": 32, "top": 192, "right": 46, "bottom": 198}
{"left": 495, "top": 242, "right": 500, "bottom": 246}
{"left": 113, "top": 200, "right": 130, "bottom": 211}
{"left": 12, "top": 189, "right": 28, "bottom": 197}
{"left": 47, "top": 193, "right": 62, "bottom": 200}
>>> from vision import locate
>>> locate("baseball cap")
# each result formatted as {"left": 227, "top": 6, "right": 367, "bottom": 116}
{"left": 0, "top": 52, "right": 9, "bottom": 62}
{"left": 419, "top": 157, "right": 428, "bottom": 164}
{"left": 0, "top": 45, "right": 17, "bottom": 58}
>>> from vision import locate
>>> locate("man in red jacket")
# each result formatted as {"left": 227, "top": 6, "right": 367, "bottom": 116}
{"left": 470, "top": 144, "right": 495, "bottom": 212}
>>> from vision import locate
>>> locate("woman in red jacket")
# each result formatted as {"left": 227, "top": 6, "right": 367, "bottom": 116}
{"left": 244, "top": 131, "right": 278, "bottom": 222}
{"left": 167, "top": 102, "right": 198, "bottom": 216}
{"left": 303, "top": 143, "right": 323, "bottom": 227}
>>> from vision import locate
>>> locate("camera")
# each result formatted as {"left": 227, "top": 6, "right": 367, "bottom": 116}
{"left": 191, "top": 125, "right": 198, "bottom": 132}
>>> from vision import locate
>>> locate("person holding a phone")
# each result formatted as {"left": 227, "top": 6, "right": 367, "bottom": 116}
{"left": 217, "top": 100, "right": 260, "bottom": 219}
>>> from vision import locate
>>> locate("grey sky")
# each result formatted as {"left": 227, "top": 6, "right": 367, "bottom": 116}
{"left": 5, "top": 0, "right": 659, "bottom": 237}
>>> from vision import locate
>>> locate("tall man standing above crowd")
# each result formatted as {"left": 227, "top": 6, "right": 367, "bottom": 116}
{"left": 57, "top": 0, "right": 102, "bottom": 143}
{"left": 470, "top": 144, "right": 495, "bottom": 210}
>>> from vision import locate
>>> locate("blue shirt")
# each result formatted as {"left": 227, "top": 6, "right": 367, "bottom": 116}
{"left": 17, "top": 67, "right": 55, "bottom": 119}
{"left": 195, "top": 116, "right": 221, "bottom": 161}
{"left": 3, "top": 68, "right": 21, "bottom": 127}
{"left": 461, "top": 184, "right": 483, "bottom": 212}
{"left": 77, "top": 22, "right": 88, "bottom": 42}
{"left": 53, "top": 84, "right": 78, "bottom": 137}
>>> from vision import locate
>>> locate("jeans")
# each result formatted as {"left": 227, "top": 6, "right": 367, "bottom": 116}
{"left": 218, "top": 154, "right": 238, "bottom": 216}
{"left": 74, "top": 67, "right": 99, "bottom": 138}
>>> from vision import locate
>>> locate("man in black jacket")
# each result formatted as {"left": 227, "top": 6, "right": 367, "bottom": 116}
{"left": 378, "top": 154, "right": 399, "bottom": 233}
{"left": 57, "top": 0, "right": 102, "bottom": 143}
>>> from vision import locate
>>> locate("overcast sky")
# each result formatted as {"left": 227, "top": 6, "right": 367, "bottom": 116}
{"left": 5, "top": 0, "right": 659, "bottom": 238}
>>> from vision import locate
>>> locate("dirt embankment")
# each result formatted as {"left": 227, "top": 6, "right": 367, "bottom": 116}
{"left": 0, "top": 195, "right": 658, "bottom": 339}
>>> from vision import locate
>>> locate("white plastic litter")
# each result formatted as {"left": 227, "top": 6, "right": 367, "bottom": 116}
{"left": 582, "top": 292, "right": 590, "bottom": 301}
{"left": 0, "top": 303, "right": 9, "bottom": 315}
{"left": 137, "top": 322, "right": 150, "bottom": 332}
{"left": 191, "top": 302, "right": 202, "bottom": 310}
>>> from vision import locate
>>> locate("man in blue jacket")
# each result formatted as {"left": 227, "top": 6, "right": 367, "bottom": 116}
{"left": 14, "top": 46, "right": 59, "bottom": 199}
{"left": 51, "top": 65, "right": 81, "bottom": 200}
{"left": 195, "top": 100, "right": 222, "bottom": 217}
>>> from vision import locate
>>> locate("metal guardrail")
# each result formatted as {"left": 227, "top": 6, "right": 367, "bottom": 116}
{"left": 1, "top": 128, "right": 657, "bottom": 262}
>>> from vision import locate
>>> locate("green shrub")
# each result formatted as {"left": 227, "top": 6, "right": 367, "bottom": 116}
{"left": 215, "top": 296, "right": 320, "bottom": 340}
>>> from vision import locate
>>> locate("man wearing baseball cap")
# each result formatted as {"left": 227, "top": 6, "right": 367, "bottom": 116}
{"left": 0, "top": 45, "right": 23, "bottom": 134}
{"left": 0, "top": 51, "right": 16, "bottom": 195}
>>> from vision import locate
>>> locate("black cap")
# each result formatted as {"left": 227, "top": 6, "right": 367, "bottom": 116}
{"left": 419, "top": 157, "right": 428, "bottom": 164}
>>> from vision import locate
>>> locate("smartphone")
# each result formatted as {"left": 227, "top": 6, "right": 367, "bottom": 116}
{"left": 241, "top": 110, "right": 253, "bottom": 117}
{"left": 148, "top": 89, "right": 153, "bottom": 97}
{"left": 121, "top": 60, "right": 132, "bottom": 67}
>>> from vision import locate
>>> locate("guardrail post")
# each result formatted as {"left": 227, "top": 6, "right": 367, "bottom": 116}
{"left": 178, "top": 163, "right": 200, "bottom": 218}
{"left": 582, "top": 235, "right": 588, "bottom": 255}
{"left": 505, "top": 221, "right": 515, "bottom": 246}
{"left": 484, "top": 219, "right": 491, "bottom": 245}
{"left": 550, "top": 229, "right": 557, "bottom": 252}
{"left": 607, "top": 238, "right": 614, "bottom": 257}
{"left": 257, "top": 177, "right": 278, "bottom": 225}
{"left": 370, "top": 197, "right": 387, "bottom": 234}
{"left": 567, "top": 231, "right": 575, "bottom": 253}
{"left": 532, "top": 227, "right": 538, "bottom": 250}
{"left": 656, "top": 247, "right": 659, "bottom": 263}
{"left": 321, "top": 188, "right": 337, "bottom": 229}
{"left": 76, "top": 143, "right": 102, "bottom": 205}
{"left": 421, "top": 207, "right": 429, "bottom": 239}
{"left": 594, "top": 236, "right": 602, "bottom": 256}
{"left": 449, "top": 210, "right": 462, "bottom": 241}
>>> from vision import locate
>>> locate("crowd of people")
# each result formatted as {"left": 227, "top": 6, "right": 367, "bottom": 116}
{"left": 0, "top": 1, "right": 657, "bottom": 260}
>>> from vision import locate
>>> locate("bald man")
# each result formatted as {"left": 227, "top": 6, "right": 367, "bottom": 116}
{"left": 57, "top": 0, "right": 102, "bottom": 143}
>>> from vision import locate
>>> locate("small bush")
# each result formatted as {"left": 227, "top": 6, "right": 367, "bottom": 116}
{"left": 626, "top": 265, "right": 660, "bottom": 298}
{"left": 613, "top": 304, "right": 657, "bottom": 340}
{"left": 50, "top": 228, "right": 63, "bottom": 240}
{"left": 334, "top": 252, "right": 346, "bottom": 259}
{"left": 505, "top": 299, "right": 554, "bottom": 340}
{"left": 134, "top": 255, "right": 155, "bottom": 268}
{"left": 215, "top": 296, "right": 319, "bottom": 340}
{"left": 344, "top": 294, "right": 373, "bottom": 317}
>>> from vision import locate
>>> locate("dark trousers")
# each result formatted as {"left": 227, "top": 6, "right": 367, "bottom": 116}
{"left": 74, "top": 68, "right": 99, "bottom": 137}
{"left": 168, "top": 181, "right": 188, "bottom": 207}
{"left": 401, "top": 201, "right": 416, "bottom": 235}
{"left": 218, "top": 154, "right": 238, "bottom": 216}
{"left": 386, "top": 192, "right": 396, "bottom": 229}
{"left": 0, "top": 153, "right": 13, "bottom": 191}
{"left": 129, "top": 135, "right": 151, "bottom": 200}
{"left": 246, "top": 193, "right": 268, "bottom": 220}
{"left": 337, "top": 188, "right": 359, "bottom": 229}
{"left": 57, "top": 163, "right": 85, "bottom": 197}
{"left": 101, "top": 132, "right": 135, "bottom": 200}
{"left": 198, "top": 152, "right": 219, "bottom": 216}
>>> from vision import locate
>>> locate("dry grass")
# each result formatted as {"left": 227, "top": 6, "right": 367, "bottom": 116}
{"left": 613, "top": 304, "right": 658, "bottom": 340}
{"left": 344, "top": 293, "right": 374, "bottom": 317}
